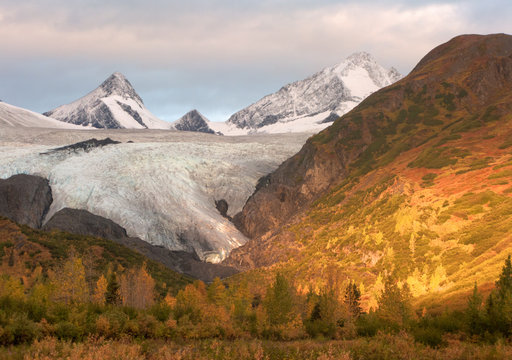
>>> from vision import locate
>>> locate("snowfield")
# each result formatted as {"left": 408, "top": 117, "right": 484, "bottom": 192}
{"left": 0, "top": 102, "right": 86, "bottom": 129}
{"left": 0, "top": 128, "right": 310, "bottom": 262}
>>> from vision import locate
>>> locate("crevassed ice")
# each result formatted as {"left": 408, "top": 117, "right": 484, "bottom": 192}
{"left": 0, "top": 136, "right": 306, "bottom": 262}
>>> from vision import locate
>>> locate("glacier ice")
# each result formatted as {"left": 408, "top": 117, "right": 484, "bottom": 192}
{"left": 0, "top": 129, "right": 310, "bottom": 262}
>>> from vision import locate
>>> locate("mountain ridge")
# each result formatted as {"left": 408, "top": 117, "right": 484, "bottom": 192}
{"left": 224, "top": 33, "right": 512, "bottom": 310}
{"left": 44, "top": 72, "right": 171, "bottom": 129}
{"left": 224, "top": 52, "right": 401, "bottom": 133}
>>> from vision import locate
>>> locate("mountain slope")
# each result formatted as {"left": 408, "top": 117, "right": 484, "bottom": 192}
{"left": 44, "top": 73, "right": 170, "bottom": 129}
{"left": 223, "top": 52, "right": 401, "bottom": 134}
{"left": 0, "top": 101, "right": 85, "bottom": 129}
{"left": 226, "top": 34, "right": 512, "bottom": 310}
{"left": 0, "top": 217, "right": 191, "bottom": 296}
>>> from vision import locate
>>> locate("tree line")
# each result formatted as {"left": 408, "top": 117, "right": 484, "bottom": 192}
{"left": 1, "top": 250, "right": 512, "bottom": 346}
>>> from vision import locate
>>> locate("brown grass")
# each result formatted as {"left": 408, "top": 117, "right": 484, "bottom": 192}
{"left": 2, "top": 335, "right": 512, "bottom": 360}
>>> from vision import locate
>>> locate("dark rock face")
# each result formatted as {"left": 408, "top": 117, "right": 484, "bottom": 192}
{"left": 320, "top": 112, "right": 341, "bottom": 124}
{"left": 44, "top": 208, "right": 237, "bottom": 282}
{"left": 0, "top": 174, "right": 52, "bottom": 228}
{"left": 43, "top": 208, "right": 128, "bottom": 240}
{"left": 44, "top": 102, "right": 121, "bottom": 129}
{"left": 119, "top": 237, "right": 238, "bottom": 282}
{"left": 41, "top": 138, "right": 121, "bottom": 155}
{"left": 116, "top": 101, "right": 147, "bottom": 128}
{"left": 258, "top": 115, "right": 280, "bottom": 128}
{"left": 174, "top": 110, "right": 220, "bottom": 135}
{"left": 215, "top": 199, "right": 231, "bottom": 220}
{"left": 233, "top": 135, "right": 353, "bottom": 239}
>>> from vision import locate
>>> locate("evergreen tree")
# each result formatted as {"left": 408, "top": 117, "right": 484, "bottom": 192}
{"left": 305, "top": 288, "right": 340, "bottom": 338}
{"left": 105, "top": 272, "right": 121, "bottom": 305}
{"left": 345, "top": 281, "right": 362, "bottom": 318}
{"left": 496, "top": 255, "right": 512, "bottom": 298}
{"left": 264, "top": 273, "right": 294, "bottom": 326}
{"left": 486, "top": 255, "right": 512, "bottom": 336}
{"left": 8, "top": 248, "right": 14, "bottom": 267}
{"left": 376, "top": 276, "right": 412, "bottom": 331}
{"left": 466, "top": 282, "right": 483, "bottom": 335}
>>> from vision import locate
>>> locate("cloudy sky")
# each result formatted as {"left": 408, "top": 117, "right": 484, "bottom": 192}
{"left": 0, "top": 0, "right": 510, "bottom": 122}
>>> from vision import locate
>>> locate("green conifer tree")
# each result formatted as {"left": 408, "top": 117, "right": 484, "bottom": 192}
{"left": 8, "top": 248, "right": 14, "bottom": 267}
{"left": 264, "top": 273, "right": 294, "bottom": 326}
{"left": 486, "top": 255, "right": 512, "bottom": 336}
{"left": 376, "top": 276, "right": 412, "bottom": 331}
{"left": 345, "top": 282, "right": 362, "bottom": 318}
{"left": 105, "top": 272, "right": 121, "bottom": 306}
{"left": 466, "top": 282, "right": 483, "bottom": 335}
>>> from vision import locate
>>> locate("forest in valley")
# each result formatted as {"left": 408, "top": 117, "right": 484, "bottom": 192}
{"left": 2, "top": 241, "right": 512, "bottom": 359}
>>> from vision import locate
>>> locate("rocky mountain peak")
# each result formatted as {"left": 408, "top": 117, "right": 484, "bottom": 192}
{"left": 345, "top": 51, "right": 375, "bottom": 65}
{"left": 43, "top": 72, "right": 169, "bottom": 129}
{"left": 99, "top": 72, "right": 143, "bottom": 104}
{"left": 225, "top": 52, "right": 401, "bottom": 131}
{"left": 388, "top": 67, "right": 402, "bottom": 81}
{"left": 173, "top": 110, "right": 220, "bottom": 135}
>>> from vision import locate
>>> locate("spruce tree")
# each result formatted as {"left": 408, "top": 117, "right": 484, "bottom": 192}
{"left": 377, "top": 276, "right": 412, "bottom": 331}
{"left": 8, "top": 248, "right": 14, "bottom": 267}
{"left": 466, "top": 282, "right": 483, "bottom": 335}
{"left": 105, "top": 272, "right": 121, "bottom": 305}
{"left": 485, "top": 255, "right": 512, "bottom": 336}
{"left": 496, "top": 255, "right": 512, "bottom": 298}
{"left": 264, "top": 273, "right": 294, "bottom": 326}
{"left": 487, "top": 255, "right": 512, "bottom": 337}
{"left": 345, "top": 282, "right": 362, "bottom": 318}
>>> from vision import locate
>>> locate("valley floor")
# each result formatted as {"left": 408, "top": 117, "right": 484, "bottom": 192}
{"left": 3, "top": 335, "right": 512, "bottom": 360}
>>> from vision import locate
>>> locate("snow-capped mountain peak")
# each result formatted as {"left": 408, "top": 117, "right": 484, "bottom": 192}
{"left": 44, "top": 73, "right": 171, "bottom": 130}
{"left": 223, "top": 52, "right": 402, "bottom": 134}
{"left": 98, "top": 72, "right": 143, "bottom": 104}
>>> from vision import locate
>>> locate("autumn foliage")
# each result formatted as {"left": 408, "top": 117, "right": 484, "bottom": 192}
{"left": 2, "top": 241, "right": 512, "bottom": 359}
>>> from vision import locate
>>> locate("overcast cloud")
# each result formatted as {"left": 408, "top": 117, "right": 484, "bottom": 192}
{"left": 0, "top": 0, "right": 510, "bottom": 122}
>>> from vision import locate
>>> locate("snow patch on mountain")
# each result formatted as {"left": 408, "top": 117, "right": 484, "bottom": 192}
{"left": 44, "top": 73, "right": 171, "bottom": 130}
{"left": 0, "top": 101, "right": 86, "bottom": 129}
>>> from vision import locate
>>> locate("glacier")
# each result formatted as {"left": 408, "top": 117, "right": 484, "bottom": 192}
{"left": 0, "top": 128, "right": 310, "bottom": 262}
